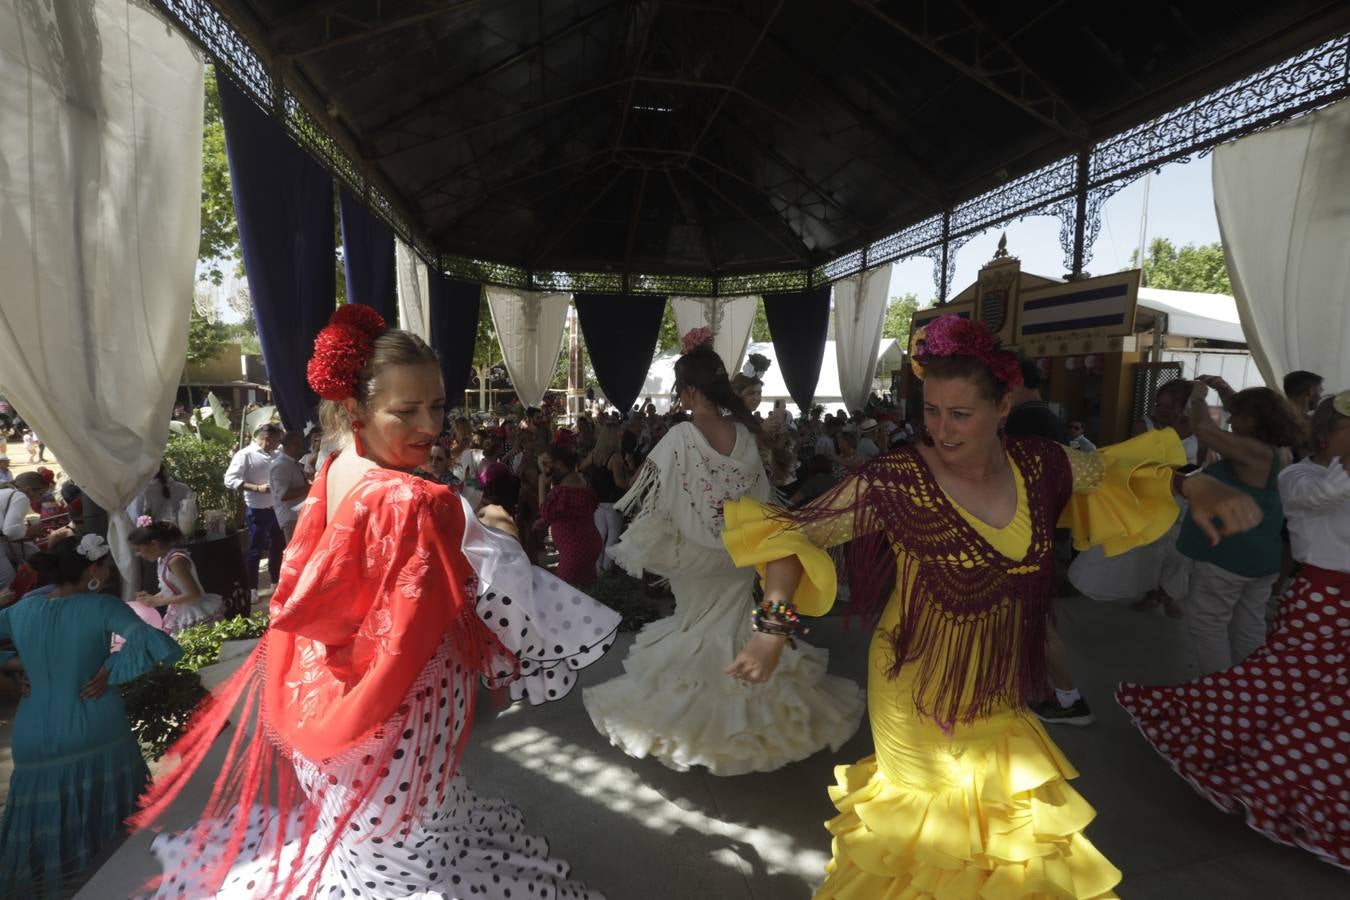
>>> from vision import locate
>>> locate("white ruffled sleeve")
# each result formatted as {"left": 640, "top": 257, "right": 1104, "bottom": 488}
{"left": 456, "top": 495, "right": 621, "bottom": 704}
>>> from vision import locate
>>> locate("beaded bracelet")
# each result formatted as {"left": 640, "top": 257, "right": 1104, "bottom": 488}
{"left": 751, "top": 599, "right": 807, "bottom": 648}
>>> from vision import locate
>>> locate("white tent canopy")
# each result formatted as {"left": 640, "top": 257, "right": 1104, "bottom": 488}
{"left": 1137, "top": 287, "right": 1245, "bottom": 343}
{"left": 636, "top": 339, "right": 903, "bottom": 415}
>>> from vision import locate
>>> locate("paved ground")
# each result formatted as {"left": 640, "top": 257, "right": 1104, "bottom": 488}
{"left": 49, "top": 589, "right": 1346, "bottom": 899}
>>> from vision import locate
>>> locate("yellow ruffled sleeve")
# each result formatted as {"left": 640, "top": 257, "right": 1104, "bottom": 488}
{"left": 723, "top": 471, "right": 877, "bottom": 616}
{"left": 723, "top": 498, "right": 838, "bottom": 616}
{"left": 1058, "top": 428, "right": 1186, "bottom": 556}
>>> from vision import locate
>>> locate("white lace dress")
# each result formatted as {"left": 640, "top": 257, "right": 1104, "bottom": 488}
{"left": 583, "top": 421, "right": 864, "bottom": 776}
{"left": 158, "top": 548, "right": 225, "bottom": 633}
{"left": 147, "top": 495, "right": 622, "bottom": 899}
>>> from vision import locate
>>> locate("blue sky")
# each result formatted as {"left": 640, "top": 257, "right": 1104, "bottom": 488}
{"left": 887, "top": 156, "right": 1222, "bottom": 303}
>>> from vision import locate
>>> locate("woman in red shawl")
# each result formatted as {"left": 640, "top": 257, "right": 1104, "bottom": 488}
{"left": 134, "top": 307, "right": 620, "bottom": 899}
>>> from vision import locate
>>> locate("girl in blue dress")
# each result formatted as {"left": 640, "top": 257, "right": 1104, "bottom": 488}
{"left": 0, "top": 534, "right": 181, "bottom": 898}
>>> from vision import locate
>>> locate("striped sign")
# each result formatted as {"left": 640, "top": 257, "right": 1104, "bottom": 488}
{"left": 1017, "top": 271, "right": 1139, "bottom": 341}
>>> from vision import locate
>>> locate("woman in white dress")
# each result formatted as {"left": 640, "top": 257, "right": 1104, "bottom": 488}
{"left": 583, "top": 339, "right": 864, "bottom": 776}
{"left": 129, "top": 520, "right": 224, "bottom": 634}
{"left": 132, "top": 305, "right": 619, "bottom": 899}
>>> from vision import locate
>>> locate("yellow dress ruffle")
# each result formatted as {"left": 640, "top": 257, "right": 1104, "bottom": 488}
{"left": 722, "top": 431, "right": 1185, "bottom": 899}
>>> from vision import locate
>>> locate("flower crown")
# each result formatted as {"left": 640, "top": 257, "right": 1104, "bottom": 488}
{"left": 306, "top": 305, "right": 389, "bottom": 401}
{"left": 910, "top": 314, "right": 1023, "bottom": 390}
{"left": 680, "top": 326, "right": 714, "bottom": 355}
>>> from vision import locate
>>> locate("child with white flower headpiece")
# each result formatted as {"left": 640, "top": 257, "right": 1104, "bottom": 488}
{"left": 128, "top": 517, "right": 224, "bottom": 633}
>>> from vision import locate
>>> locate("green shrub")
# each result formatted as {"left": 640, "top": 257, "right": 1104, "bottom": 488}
{"left": 120, "top": 665, "right": 209, "bottom": 761}
{"left": 119, "top": 612, "right": 268, "bottom": 760}
{"left": 173, "top": 611, "right": 268, "bottom": 672}
{"left": 162, "top": 431, "right": 242, "bottom": 531}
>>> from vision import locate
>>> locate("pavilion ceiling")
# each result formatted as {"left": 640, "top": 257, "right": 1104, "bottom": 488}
{"left": 198, "top": 0, "right": 1350, "bottom": 280}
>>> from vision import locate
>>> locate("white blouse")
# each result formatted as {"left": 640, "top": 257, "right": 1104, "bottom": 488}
{"left": 1278, "top": 457, "right": 1350, "bottom": 574}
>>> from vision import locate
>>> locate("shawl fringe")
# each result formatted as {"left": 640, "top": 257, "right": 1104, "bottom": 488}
{"left": 770, "top": 437, "right": 1071, "bottom": 731}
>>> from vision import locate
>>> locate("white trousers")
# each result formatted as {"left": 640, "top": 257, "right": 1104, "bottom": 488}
{"left": 594, "top": 502, "right": 624, "bottom": 573}
{"left": 1184, "top": 560, "right": 1277, "bottom": 676}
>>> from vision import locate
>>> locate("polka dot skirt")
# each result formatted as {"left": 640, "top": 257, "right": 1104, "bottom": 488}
{"left": 152, "top": 645, "right": 606, "bottom": 899}
{"left": 1118, "top": 567, "right": 1350, "bottom": 871}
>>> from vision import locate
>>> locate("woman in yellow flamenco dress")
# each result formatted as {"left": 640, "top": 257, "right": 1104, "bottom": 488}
{"left": 721, "top": 315, "right": 1264, "bottom": 899}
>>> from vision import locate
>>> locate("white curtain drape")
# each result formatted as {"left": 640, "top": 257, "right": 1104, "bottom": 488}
{"left": 1213, "top": 97, "right": 1350, "bottom": 392}
{"left": 670, "top": 295, "right": 759, "bottom": 374}
{"left": 395, "top": 238, "right": 430, "bottom": 342}
{"left": 485, "top": 287, "right": 571, "bottom": 408}
{"left": 833, "top": 264, "right": 892, "bottom": 412}
{"left": 0, "top": 0, "right": 205, "bottom": 594}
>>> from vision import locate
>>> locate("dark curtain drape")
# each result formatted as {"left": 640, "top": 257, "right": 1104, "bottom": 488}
{"left": 338, "top": 186, "right": 397, "bottom": 326}
{"left": 574, "top": 293, "right": 667, "bottom": 415}
{"left": 763, "top": 285, "right": 832, "bottom": 413}
{"left": 218, "top": 78, "right": 335, "bottom": 430}
{"left": 428, "top": 274, "right": 482, "bottom": 408}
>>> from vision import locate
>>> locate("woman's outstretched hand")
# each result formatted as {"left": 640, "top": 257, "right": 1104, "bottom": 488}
{"left": 724, "top": 632, "right": 787, "bottom": 684}
{"left": 1183, "top": 473, "right": 1262, "bottom": 546}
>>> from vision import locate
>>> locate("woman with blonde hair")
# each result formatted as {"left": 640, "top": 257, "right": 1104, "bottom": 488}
{"left": 136, "top": 305, "right": 618, "bottom": 898}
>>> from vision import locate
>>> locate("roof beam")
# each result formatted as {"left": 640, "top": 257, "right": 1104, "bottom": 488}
{"left": 683, "top": 165, "right": 813, "bottom": 266}
{"left": 371, "top": 2, "right": 622, "bottom": 136}
{"left": 847, "top": 0, "right": 1087, "bottom": 141}
{"left": 665, "top": 169, "right": 719, "bottom": 274}
{"left": 747, "top": 24, "right": 948, "bottom": 206}
{"left": 686, "top": 0, "right": 785, "bottom": 158}
{"left": 528, "top": 167, "right": 627, "bottom": 268}
{"left": 623, "top": 168, "right": 651, "bottom": 271}
{"left": 276, "top": 0, "right": 486, "bottom": 60}
{"left": 372, "top": 80, "right": 626, "bottom": 160}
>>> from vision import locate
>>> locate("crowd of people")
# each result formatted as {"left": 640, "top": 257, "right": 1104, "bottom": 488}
{"left": 0, "top": 298, "right": 1347, "bottom": 898}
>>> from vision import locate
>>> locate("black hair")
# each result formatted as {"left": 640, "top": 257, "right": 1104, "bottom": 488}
{"left": 46, "top": 536, "right": 107, "bottom": 586}
{"left": 1283, "top": 370, "right": 1323, "bottom": 399}
{"left": 25, "top": 551, "right": 60, "bottom": 590}
{"left": 544, "top": 444, "right": 579, "bottom": 470}
{"left": 128, "top": 520, "right": 184, "bottom": 547}
{"left": 155, "top": 464, "right": 171, "bottom": 499}
{"left": 482, "top": 472, "right": 521, "bottom": 515}
{"left": 1017, "top": 358, "right": 1043, "bottom": 391}
{"left": 674, "top": 345, "right": 762, "bottom": 438}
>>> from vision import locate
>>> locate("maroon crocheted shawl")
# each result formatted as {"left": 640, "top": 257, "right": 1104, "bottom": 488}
{"left": 775, "top": 436, "right": 1072, "bottom": 731}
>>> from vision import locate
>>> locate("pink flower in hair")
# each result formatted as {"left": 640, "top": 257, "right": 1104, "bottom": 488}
{"left": 135, "top": 515, "right": 154, "bottom": 528}
{"left": 680, "top": 326, "right": 714, "bottom": 355}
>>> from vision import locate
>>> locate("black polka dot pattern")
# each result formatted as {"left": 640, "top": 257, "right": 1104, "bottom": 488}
{"left": 147, "top": 494, "right": 622, "bottom": 899}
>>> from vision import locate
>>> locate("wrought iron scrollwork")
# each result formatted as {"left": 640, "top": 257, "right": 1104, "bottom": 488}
{"left": 147, "top": 1, "right": 1350, "bottom": 296}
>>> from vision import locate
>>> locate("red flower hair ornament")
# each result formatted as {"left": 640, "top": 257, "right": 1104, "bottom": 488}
{"left": 306, "top": 305, "right": 389, "bottom": 401}
{"left": 910, "top": 314, "right": 1023, "bottom": 390}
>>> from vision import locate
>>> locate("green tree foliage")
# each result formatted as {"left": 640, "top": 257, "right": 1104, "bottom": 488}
{"left": 1130, "top": 238, "right": 1232, "bottom": 295}
{"left": 198, "top": 67, "right": 238, "bottom": 285}
{"left": 750, "top": 299, "right": 771, "bottom": 342}
{"left": 186, "top": 305, "right": 229, "bottom": 365}
{"left": 655, "top": 298, "right": 772, "bottom": 354}
{"left": 162, "top": 432, "right": 243, "bottom": 526}
{"left": 882, "top": 293, "right": 925, "bottom": 347}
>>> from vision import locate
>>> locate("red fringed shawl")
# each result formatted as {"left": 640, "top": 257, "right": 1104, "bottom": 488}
{"left": 778, "top": 436, "right": 1072, "bottom": 731}
{"left": 130, "top": 460, "right": 514, "bottom": 898}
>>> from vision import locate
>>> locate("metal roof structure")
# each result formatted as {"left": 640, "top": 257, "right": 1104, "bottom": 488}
{"left": 151, "top": 1, "right": 1350, "bottom": 296}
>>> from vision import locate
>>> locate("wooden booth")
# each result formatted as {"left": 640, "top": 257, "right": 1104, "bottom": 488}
{"left": 906, "top": 241, "right": 1147, "bottom": 446}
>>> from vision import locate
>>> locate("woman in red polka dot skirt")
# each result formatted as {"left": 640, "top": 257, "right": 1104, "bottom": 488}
{"left": 1118, "top": 392, "right": 1350, "bottom": 871}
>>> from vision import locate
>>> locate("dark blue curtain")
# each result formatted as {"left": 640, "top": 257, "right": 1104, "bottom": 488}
{"left": 763, "top": 285, "right": 832, "bottom": 412}
{"left": 428, "top": 274, "right": 481, "bottom": 407}
{"left": 338, "top": 186, "right": 397, "bottom": 326}
{"left": 575, "top": 293, "right": 667, "bottom": 415}
{"left": 218, "top": 78, "right": 335, "bottom": 430}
